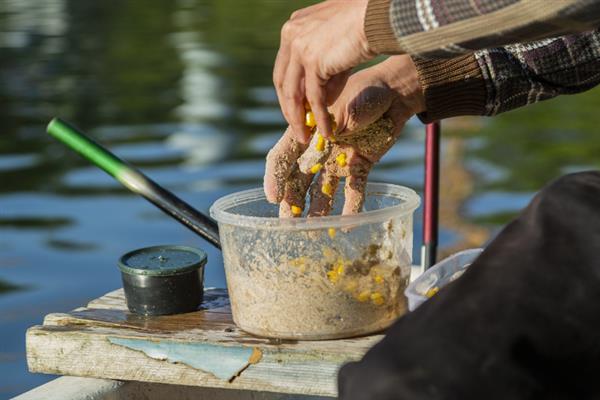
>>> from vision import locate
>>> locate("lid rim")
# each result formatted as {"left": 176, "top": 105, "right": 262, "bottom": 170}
{"left": 118, "top": 245, "right": 207, "bottom": 277}
{"left": 210, "top": 182, "right": 420, "bottom": 230}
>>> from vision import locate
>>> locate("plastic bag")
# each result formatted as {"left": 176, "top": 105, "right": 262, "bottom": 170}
{"left": 405, "top": 248, "right": 483, "bottom": 311}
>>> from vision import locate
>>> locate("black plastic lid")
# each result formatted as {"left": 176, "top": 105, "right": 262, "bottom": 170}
{"left": 118, "top": 245, "right": 207, "bottom": 277}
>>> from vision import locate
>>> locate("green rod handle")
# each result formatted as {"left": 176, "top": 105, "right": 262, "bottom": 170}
{"left": 48, "top": 118, "right": 126, "bottom": 178}
{"left": 47, "top": 118, "right": 221, "bottom": 249}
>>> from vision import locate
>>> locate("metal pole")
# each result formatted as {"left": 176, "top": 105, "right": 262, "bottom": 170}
{"left": 422, "top": 121, "right": 440, "bottom": 270}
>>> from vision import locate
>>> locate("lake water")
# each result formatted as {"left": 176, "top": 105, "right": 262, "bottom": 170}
{"left": 1, "top": 0, "right": 599, "bottom": 397}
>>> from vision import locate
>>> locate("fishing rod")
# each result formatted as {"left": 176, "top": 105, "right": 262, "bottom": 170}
{"left": 47, "top": 118, "right": 221, "bottom": 249}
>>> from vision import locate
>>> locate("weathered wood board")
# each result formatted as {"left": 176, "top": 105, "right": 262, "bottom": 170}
{"left": 26, "top": 289, "right": 383, "bottom": 397}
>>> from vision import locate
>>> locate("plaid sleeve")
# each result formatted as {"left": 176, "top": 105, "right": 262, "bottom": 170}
{"left": 414, "top": 29, "right": 600, "bottom": 122}
{"left": 365, "top": 0, "right": 600, "bottom": 58}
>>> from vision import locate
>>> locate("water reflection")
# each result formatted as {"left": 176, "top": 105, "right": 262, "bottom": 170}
{"left": 1, "top": 0, "right": 599, "bottom": 397}
{"left": 0, "top": 280, "right": 24, "bottom": 295}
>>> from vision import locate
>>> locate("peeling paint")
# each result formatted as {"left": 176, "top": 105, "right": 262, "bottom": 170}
{"left": 108, "top": 337, "right": 261, "bottom": 380}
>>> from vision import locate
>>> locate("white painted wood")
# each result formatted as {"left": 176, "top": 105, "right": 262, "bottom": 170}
{"left": 11, "top": 376, "right": 330, "bottom": 400}
{"left": 11, "top": 376, "right": 124, "bottom": 400}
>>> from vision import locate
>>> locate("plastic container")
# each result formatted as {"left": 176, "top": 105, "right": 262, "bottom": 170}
{"left": 210, "top": 183, "right": 420, "bottom": 340}
{"left": 405, "top": 248, "right": 483, "bottom": 311}
{"left": 118, "top": 245, "right": 207, "bottom": 316}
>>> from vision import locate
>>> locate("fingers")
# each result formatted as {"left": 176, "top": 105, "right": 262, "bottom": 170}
{"left": 342, "top": 153, "right": 371, "bottom": 215}
{"left": 308, "top": 169, "right": 339, "bottom": 217}
{"left": 335, "top": 85, "right": 394, "bottom": 136}
{"left": 273, "top": 37, "right": 290, "bottom": 127}
{"left": 343, "top": 175, "right": 368, "bottom": 216}
{"left": 305, "top": 72, "right": 333, "bottom": 139}
{"left": 336, "top": 117, "right": 396, "bottom": 164}
{"left": 274, "top": 21, "right": 310, "bottom": 145}
{"left": 325, "top": 70, "right": 352, "bottom": 106}
{"left": 278, "top": 166, "right": 313, "bottom": 218}
{"left": 385, "top": 99, "right": 412, "bottom": 139}
{"left": 297, "top": 131, "right": 332, "bottom": 174}
{"left": 282, "top": 57, "right": 310, "bottom": 143}
{"left": 264, "top": 127, "right": 308, "bottom": 203}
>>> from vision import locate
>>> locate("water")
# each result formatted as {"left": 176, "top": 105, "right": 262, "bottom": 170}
{"left": 1, "top": 0, "right": 599, "bottom": 397}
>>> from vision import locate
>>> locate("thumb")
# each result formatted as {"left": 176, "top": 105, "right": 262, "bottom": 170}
{"left": 385, "top": 98, "right": 413, "bottom": 139}
{"left": 331, "top": 85, "right": 393, "bottom": 136}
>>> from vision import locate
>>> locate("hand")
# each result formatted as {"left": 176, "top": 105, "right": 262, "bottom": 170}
{"left": 274, "top": 0, "right": 375, "bottom": 144}
{"left": 265, "top": 56, "right": 425, "bottom": 217}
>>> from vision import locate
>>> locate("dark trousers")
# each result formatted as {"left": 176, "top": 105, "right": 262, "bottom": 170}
{"left": 339, "top": 171, "right": 600, "bottom": 400}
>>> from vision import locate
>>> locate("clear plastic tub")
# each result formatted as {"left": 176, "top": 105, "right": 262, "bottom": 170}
{"left": 210, "top": 182, "right": 420, "bottom": 340}
{"left": 405, "top": 248, "right": 483, "bottom": 311}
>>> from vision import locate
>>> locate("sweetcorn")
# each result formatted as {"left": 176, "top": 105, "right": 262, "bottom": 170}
{"left": 305, "top": 111, "right": 317, "bottom": 128}
{"left": 370, "top": 292, "right": 385, "bottom": 306}
{"left": 357, "top": 290, "right": 371, "bottom": 302}
{"left": 315, "top": 134, "right": 326, "bottom": 152}
{"left": 336, "top": 152, "right": 347, "bottom": 167}
{"left": 321, "top": 182, "right": 333, "bottom": 197}
{"left": 328, "top": 227, "right": 336, "bottom": 239}
{"left": 310, "top": 163, "right": 323, "bottom": 174}
{"left": 327, "top": 269, "right": 339, "bottom": 284}
{"left": 291, "top": 205, "right": 303, "bottom": 216}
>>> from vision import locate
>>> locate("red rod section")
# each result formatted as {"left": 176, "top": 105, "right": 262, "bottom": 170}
{"left": 423, "top": 121, "right": 440, "bottom": 269}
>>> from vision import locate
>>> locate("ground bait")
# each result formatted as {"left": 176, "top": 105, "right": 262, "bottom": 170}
{"left": 220, "top": 217, "right": 413, "bottom": 340}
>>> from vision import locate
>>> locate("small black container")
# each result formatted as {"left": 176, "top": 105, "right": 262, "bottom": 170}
{"left": 118, "top": 245, "right": 207, "bottom": 316}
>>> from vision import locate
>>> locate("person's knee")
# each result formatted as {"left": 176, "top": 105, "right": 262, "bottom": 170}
{"left": 528, "top": 171, "right": 600, "bottom": 226}
{"left": 539, "top": 171, "right": 600, "bottom": 202}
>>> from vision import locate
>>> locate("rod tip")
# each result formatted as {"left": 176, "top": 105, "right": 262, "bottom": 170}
{"left": 47, "top": 117, "right": 61, "bottom": 134}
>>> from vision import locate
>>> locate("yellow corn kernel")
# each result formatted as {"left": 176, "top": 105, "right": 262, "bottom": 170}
{"left": 336, "top": 152, "right": 347, "bottom": 168}
{"left": 315, "top": 134, "right": 326, "bottom": 152}
{"left": 305, "top": 111, "right": 316, "bottom": 128}
{"left": 357, "top": 290, "right": 370, "bottom": 302}
{"left": 373, "top": 275, "right": 384, "bottom": 284}
{"left": 426, "top": 287, "right": 439, "bottom": 298}
{"left": 327, "top": 270, "right": 339, "bottom": 284}
{"left": 291, "top": 205, "right": 302, "bottom": 216}
{"left": 327, "top": 227, "right": 336, "bottom": 239}
{"left": 310, "top": 163, "right": 323, "bottom": 174}
{"left": 321, "top": 182, "right": 333, "bottom": 197}
{"left": 371, "top": 292, "right": 385, "bottom": 306}
{"left": 336, "top": 263, "right": 344, "bottom": 275}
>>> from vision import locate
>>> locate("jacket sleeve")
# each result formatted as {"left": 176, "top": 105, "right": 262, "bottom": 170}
{"left": 364, "top": 0, "right": 600, "bottom": 58}
{"left": 413, "top": 29, "right": 600, "bottom": 122}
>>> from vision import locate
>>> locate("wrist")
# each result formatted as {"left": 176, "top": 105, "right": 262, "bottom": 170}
{"left": 377, "top": 55, "right": 426, "bottom": 114}
{"left": 364, "top": 0, "right": 403, "bottom": 54}
{"left": 357, "top": 0, "right": 378, "bottom": 59}
{"left": 412, "top": 54, "right": 487, "bottom": 123}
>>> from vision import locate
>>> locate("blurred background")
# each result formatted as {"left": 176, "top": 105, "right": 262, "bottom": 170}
{"left": 1, "top": 0, "right": 599, "bottom": 397}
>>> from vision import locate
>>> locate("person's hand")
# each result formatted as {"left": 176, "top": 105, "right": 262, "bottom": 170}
{"left": 265, "top": 55, "right": 425, "bottom": 217}
{"left": 274, "top": 0, "right": 375, "bottom": 144}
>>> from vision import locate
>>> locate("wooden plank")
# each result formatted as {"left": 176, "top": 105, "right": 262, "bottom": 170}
{"left": 27, "top": 288, "right": 383, "bottom": 397}
{"left": 26, "top": 324, "right": 378, "bottom": 397}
